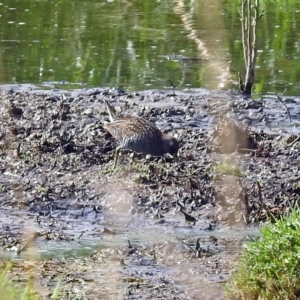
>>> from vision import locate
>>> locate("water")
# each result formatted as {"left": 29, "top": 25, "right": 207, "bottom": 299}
{"left": 0, "top": 0, "right": 300, "bottom": 95}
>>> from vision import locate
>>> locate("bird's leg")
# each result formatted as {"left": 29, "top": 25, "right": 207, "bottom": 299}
{"left": 113, "top": 146, "right": 121, "bottom": 169}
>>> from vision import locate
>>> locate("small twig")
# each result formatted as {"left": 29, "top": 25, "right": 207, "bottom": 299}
{"left": 176, "top": 237, "right": 197, "bottom": 254}
{"left": 168, "top": 79, "right": 176, "bottom": 89}
{"left": 240, "top": 0, "right": 248, "bottom": 69}
{"left": 275, "top": 92, "right": 292, "bottom": 126}
{"left": 256, "top": 180, "right": 263, "bottom": 205}
{"left": 242, "top": 188, "right": 251, "bottom": 216}
{"left": 16, "top": 143, "right": 22, "bottom": 158}
{"left": 286, "top": 135, "right": 300, "bottom": 147}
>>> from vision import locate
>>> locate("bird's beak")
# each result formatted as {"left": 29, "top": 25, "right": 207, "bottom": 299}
{"left": 172, "top": 152, "right": 179, "bottom": 162}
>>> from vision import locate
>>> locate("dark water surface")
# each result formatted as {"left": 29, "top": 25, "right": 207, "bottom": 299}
{"left": 0, "top": 1, "right": 300, "bottom": 95}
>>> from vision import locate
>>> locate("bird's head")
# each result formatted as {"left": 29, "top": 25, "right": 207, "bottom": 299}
{"left": 164, "top": 136, "right": 179, "bottom": 162}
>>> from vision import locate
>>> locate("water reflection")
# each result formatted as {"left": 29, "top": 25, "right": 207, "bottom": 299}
{"left": 0, "top": 0, "right": 299, "bottom": 94}
{"left": 173, "top": 0, "right": 231, "bottom": 89}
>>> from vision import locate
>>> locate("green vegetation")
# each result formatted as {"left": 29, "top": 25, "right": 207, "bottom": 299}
{"left": 0, "top": 262, "right": 61, "bottom": 300}
{"left": 0, "top": 0, "right": 196, "bottom": 90}
{"left": 212, "top": 162, "right": 242, "bottom": 177}
{"left": 226, "top": 208, "right": 300, "bottom": 300}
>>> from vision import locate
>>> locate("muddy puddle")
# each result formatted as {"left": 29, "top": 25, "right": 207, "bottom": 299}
{"left": 0, "top": 84, "right": 299, "bottom": 299}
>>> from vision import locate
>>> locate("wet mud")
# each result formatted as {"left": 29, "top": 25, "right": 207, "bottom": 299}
{"left": 0, "top": 85, "right": 299, "bottom": 299}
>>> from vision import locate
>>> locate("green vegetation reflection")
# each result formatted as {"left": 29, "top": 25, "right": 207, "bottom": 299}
{"left": 0, "top": 1, "right": 300, "bottom": 94}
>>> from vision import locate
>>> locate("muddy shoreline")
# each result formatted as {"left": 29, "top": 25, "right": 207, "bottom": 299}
{"left": 0, "top": 86, "right": 299, "bottom": 299}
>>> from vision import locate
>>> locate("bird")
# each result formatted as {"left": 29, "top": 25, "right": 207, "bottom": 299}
{"left": 103, "top": 100, "right": 179, "bottom": 169}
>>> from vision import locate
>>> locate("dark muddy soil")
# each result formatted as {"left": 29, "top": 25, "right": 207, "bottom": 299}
{"left": 0, "top": 85, "right": 300, "bottom": 299}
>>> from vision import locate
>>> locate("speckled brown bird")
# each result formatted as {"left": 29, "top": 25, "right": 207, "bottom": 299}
{"left": 103, "top": 100, "right": 179, "bottom": 169}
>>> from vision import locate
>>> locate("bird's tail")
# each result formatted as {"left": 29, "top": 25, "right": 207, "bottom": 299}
{"left": 103, "top": 99, "right": 117, "bottom": 122}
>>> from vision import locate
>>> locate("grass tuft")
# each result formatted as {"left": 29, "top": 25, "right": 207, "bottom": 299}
{"left": 0, "top": 262, "right": 61, "bottom": 300}
{"left": 0, "top": 262, "right": 35, "bottom": 300}
{"left": 225, "top": 208, "right": 300, "bottom": 300}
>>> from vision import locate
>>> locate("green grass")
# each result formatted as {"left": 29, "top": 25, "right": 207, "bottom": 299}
{"left": 225, "top": 208, "right": 300, "bottom": 300}
{"left": 0, "top": 263, "right": 35, "bottom": 300}
{"left": 0, "top": 262, "right": 61, "bottom": 300}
